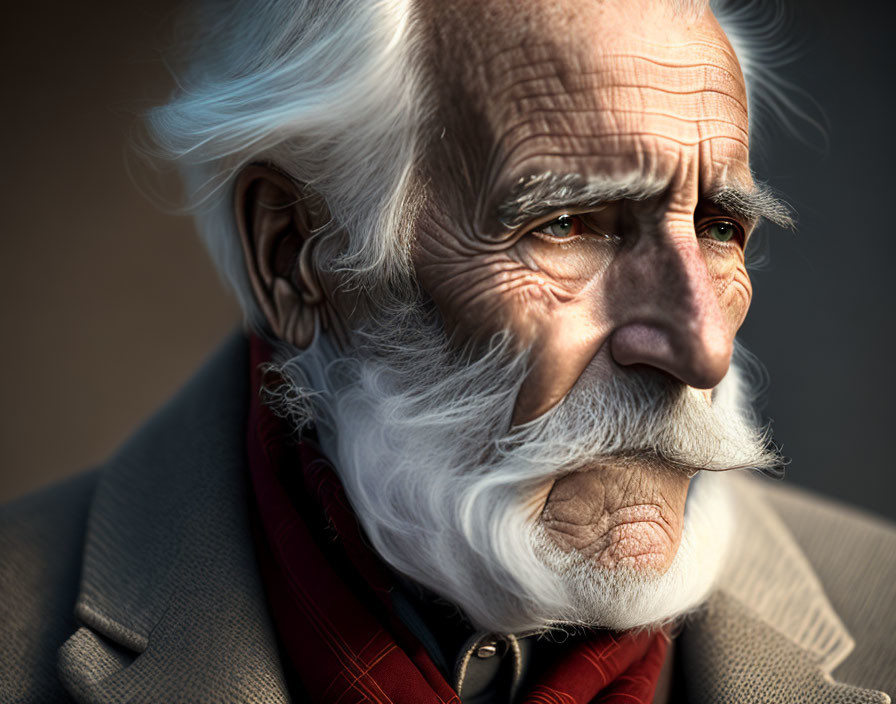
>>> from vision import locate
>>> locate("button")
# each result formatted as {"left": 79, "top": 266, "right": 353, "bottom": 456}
{"left": 475, "top": 642, "right": 498, "bottom": 659}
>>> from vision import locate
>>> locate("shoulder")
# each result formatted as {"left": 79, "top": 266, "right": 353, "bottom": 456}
{"left": 1, "top": 471, "right": 100, "bottom": 703}
{"left": 759, "top": 479, "right": 896, "bottom": 694}
{"left": 0, "top": 333, "right": 251, "bottom": 702}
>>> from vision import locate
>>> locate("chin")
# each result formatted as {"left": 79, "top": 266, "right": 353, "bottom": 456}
{"left": 539, "top": 458, "right": 694, "bottom": 575}
{"left": 533, "top": 470, "right": 734, "bottom": 631}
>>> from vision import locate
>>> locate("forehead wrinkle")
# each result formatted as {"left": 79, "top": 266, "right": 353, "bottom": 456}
{"left": 504, "top": 131, "right": 750, "bottom": 170}
{"left": 496, "top": 86, "right": 748, "bottom": 137}
{"left": 482, "top": 32, "right": 747, "bottom": 98}
{"left": 501, "top": 106, "right": 749, "bottom": 139}
{"left": 493, "top": 68, "right": 749, "bottom": 123}
{"left": 614, "top": 38, "right": 742, "bottom": 67}
{"left": 603, "top": 53, "right": 746, "bottom": 97}
{"left": 493, "top": 91, "right": 750, "bottom": 166}
{"left": 447, "top": 22, "right": 748, "bottom": 154}
{"left": 490, "top": 82, "right": 749, "bottom": 163}
{"left": 488, "top": 74, "right": 749, "bottom": 183}
{"left": 612, "top": 53, "right": 743, "bottom": 75}
{"left": 419, "top": 0, "right": 747, "bottom": 115}
{"left": 512, "top": 85, "right": 748, "bottom": 113}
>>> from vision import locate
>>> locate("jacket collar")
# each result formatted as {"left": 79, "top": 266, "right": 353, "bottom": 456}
{"left": 680, "top": 471, "right": 889, "bottom": 703}
{"left": 58, "top": 333, "right": 888, "bottom": 703}
{"left": 58, "top": 333, "right": 289, "bottom": 703}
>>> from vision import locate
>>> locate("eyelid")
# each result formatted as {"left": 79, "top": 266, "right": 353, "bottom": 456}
{"left": 524, "top": 207, "right": 614, "bottom": 243}
{"left": 697, "top": 217, "right": 746, "bottom": 238}
{"left": 696, "top": 218, "right": 749, "bottom": 251}
{"left": 518, "top": 205, "right": 611, "bottom": 234}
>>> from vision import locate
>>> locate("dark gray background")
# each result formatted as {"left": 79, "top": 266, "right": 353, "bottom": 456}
{"left": 2, "top": 0, "right": 894, "bottom": 522}
{"left": 738, "top": 0, "right": 896, "bottom": 521}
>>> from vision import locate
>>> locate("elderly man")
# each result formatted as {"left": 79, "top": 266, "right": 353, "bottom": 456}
{"left": 2, "top": 0, "right": 895, "bottom": 701}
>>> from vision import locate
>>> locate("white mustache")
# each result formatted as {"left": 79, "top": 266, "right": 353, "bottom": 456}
{"left": 502, "top": 363, "right": 783, "bottom": 477}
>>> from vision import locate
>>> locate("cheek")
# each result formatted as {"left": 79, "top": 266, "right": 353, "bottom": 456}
{"left": 704, "top": 248, "right": 752, "bottom": 332}
{"left": 414, "top": 248, "right": 554, "bottom": 344}
{"left": 413, "top": 231, "right": 615, "bottom": 348}
{"left": 514, "top": 236, "right": 616, "bottom": 299}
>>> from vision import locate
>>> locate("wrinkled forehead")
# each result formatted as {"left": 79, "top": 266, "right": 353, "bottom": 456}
{"left": 417, "top": 0, "right": 751, "bottom": 206}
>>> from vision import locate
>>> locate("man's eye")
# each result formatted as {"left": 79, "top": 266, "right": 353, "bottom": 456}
{"left": 702, "top": 221, "right": 741, "bottom": 243}
{"left": 534, "top": 214, "right": 584, "bottom": 240}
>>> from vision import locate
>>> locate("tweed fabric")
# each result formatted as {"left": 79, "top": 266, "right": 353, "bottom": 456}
{"left": 681, "top": 591, "right": 889, "bottom": 703}
{"left": 57, "top": 333, "right": 289, "bottom": 703}
{"left": 0, "top": 472, "right": 97, "bottom": 704}
{"left": 719, "top": 471, "right": 855, "bottom": 672}
{"left": 765, "top": 484, "right": 896, "bottom": 695}
{"left": 684, "top": 471, "right": 894, "bottom": 704}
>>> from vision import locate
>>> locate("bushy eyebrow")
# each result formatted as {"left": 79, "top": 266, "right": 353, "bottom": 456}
{"left": 495, "top": 172, "right": 667, "bottom": 230}
{"left": 706, "top": 183, "right": 794, "bottom": 230}
{"left": 495, "top": 171, "right": 794, "bottom": 231}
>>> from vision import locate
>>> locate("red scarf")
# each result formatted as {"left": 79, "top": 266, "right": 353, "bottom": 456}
{"left": 247, "top": 336, "right": 668, "bottom": 703}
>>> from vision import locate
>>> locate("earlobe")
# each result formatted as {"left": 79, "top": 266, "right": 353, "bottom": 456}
{"left": 234, "top": 164, "right": 327, "bottom": 348}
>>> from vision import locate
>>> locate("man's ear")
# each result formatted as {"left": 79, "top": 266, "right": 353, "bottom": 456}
{"left": 234, "top": 164, "right": 327, "bottom": 348}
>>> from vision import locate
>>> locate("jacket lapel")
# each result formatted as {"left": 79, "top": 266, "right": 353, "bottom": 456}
{"left": 680, "top": 472, "right": 890, "bottom": 703}
{"left": 57, "top": 333, "right": 289, "bottom": 703}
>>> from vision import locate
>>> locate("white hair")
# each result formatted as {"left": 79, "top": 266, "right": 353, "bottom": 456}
{"left": 266, "top": 304, "right": 780, "bottom": 633}
{"left": 146, "top": 0, "right": 787, "bottom": 325}
{"left": 145, "top": 0, "right": 425, "bottom": 326}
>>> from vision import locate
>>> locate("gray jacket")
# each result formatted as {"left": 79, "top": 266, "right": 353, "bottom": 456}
{"left": 2, "top": 334, "right": 894, "bottom": 703}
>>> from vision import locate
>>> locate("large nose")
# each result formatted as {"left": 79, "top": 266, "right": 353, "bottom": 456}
{"left": 607, "top": 232, "right": 735, "bottom": 389}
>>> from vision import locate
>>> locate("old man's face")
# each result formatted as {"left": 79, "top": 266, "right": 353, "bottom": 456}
{"left": 242, "top": 0, "right": 783, "bottom": 633}
{"left": 412, "top": 0, "right": 759, "bottom": 572}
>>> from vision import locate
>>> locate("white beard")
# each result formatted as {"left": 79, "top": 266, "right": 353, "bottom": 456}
{"left": 267, "top": 305, "right": 779, "bottom": 634}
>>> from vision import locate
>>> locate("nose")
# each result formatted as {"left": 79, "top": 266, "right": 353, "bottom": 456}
{"left": 607, "top": 234, "right": 735, "bottom": 389}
